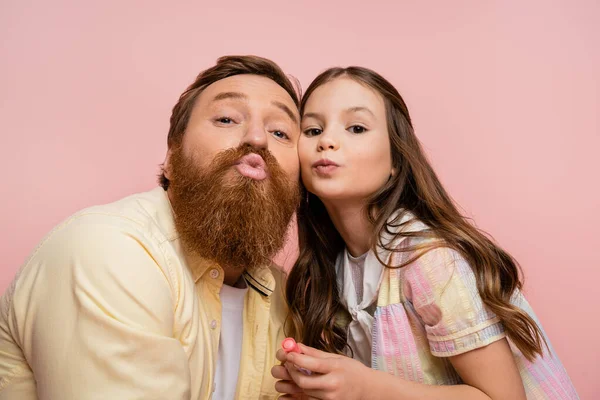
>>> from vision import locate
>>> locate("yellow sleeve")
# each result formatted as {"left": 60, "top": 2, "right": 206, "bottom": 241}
{"left": 8, "top": 214, "right": 191, "bottom": 399}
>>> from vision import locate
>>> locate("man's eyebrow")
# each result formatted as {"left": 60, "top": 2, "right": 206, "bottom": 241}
{"left": 210, "top": 92, "right": 298, "bottom": 124}
{"left": 272, "top": 101, "right": 298, "bottom": 124}
{"left": 211, "top": 92, "right": 248, "bottom": 102}
{"left": 344, "top": 106, "right": 375, "bottom": 117}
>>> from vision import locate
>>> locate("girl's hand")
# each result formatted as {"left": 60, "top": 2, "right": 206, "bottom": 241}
{"left": 272, "top": 347, "right": 306, "bottom": 399}
{"left": 279, "top": 343, "right": 373, "bottom": 400}
{"left": 274, "top": 339, "right": 526, "bottom": 400}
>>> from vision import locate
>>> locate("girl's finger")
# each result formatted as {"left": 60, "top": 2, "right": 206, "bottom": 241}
{"left": 287, "top": 352, "right": 334, "bottom": 375}
{"left": 274, "top": 379, "right": 304, "bottom": 394}
{"left": 297, "top": 343, "right": 332, "bottom": 358}
{"left": 271, "top": 365, "right": 292, "bottom": 380}
{"left": 276, "top": 348, "right": 289, "bottom": 362}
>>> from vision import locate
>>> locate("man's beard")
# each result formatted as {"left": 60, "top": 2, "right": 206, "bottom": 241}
{"left": 168, "top": 144, "right": 300, "bottom": 271}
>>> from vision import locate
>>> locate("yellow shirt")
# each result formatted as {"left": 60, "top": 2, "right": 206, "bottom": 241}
{"left": 0, "top": 187, "right": 288, "bottom": 399}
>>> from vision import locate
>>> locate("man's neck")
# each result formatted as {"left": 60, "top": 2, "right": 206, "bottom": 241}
{"left": 223, "top": 268, "right": 245, "bottom": 287}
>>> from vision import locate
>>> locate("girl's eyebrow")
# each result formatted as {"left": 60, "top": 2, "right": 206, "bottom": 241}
{"left": 303, "top": 106, "right": 375, "bottom": 121}
{"left": 344, "top": 106, "right": 375, "bottom": 117}
{"left": 302, "top": 111, "right": 323, "bottom": 121}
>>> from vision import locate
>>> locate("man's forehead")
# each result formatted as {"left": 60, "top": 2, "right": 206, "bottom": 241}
{"left": 199, "top": 74, "right": 297, "bottom": 108}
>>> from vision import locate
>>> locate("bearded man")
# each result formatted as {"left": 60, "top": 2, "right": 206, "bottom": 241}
{"left": 0, "top": 55, "right": 301, "bottom": 400}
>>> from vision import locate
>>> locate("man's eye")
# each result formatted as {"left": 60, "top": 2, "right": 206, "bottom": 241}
{"left": 216, "top": 117, "right": 233, "bottom": 124}
{"left": 348, "top": 125, "right": 367, "bottom": 134}
{"left": 303, "top": 128, "right": 322, "bottom": 137}
{"left": 273, "top": 131, "right": 289, "bottom": 140}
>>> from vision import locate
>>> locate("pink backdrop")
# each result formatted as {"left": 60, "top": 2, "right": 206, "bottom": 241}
{"left": 1, "top": 1, "right": 598, "bottom": 397}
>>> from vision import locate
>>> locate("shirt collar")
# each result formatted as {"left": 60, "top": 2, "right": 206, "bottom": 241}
{"left": 189, "top": 257, "right": 275, "bottom": 297}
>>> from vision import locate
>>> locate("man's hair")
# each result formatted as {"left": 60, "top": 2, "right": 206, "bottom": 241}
{"left": 159, "top": 55, "right": 300, "bottom": 189}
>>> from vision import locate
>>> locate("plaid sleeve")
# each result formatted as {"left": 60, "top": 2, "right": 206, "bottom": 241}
{"left": 403, "top": 246, "right": 506, "bottom": 357}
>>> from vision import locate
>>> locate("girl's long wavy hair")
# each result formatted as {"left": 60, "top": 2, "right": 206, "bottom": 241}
{"left": 285, "top": 67, "right": 546, "bottom": 362}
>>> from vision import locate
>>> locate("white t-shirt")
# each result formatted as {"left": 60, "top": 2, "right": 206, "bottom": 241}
{"left": 213, "top": 283, "right": 248, "bottom": 400}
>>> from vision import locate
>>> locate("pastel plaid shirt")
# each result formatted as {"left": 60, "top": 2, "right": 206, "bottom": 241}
{"left": 337, "top": 213, "right": 579, "bottom": 399}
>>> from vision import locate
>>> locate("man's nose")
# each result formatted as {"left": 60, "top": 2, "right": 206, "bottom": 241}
{"left": 240, "top": 121, "right": 268, "bottom": 149}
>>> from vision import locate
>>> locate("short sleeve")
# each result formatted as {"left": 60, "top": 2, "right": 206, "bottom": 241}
{"left": 9, "top": 214, "right": 191, "bottom": 399}
{"left": 403, "top": 246, "right": 506, "bottom": 357}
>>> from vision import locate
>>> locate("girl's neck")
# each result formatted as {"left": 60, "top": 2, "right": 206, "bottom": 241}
{"left": 321, "top": 198, "right": 374, "bottom": 257}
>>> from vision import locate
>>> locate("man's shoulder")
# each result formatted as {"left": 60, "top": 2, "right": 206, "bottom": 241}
{"left": 75, "top": 187, "right": 171, "bottom": 230}
{"left": 45, "top": 187, "right": 172, "bottom": 243}
{"left": 4, "top": 188, "right": 183, "bottom": 342}
{"left": 18, "top": 187, "right": 178, "bottom": 279}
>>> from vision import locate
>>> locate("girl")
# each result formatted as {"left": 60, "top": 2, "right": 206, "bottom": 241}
{"left": 273, "top": 67, "right": 578, "bottom": 399}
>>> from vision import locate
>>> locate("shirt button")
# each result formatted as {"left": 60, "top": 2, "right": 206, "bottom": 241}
{"left": 210, "top": 319, "right": 217, "bottom": 329}
{"left": 209, "top": 269, "right": 219, "bottom": 279}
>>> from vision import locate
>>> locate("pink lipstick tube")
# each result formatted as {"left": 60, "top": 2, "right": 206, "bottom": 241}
{"left": 281, "top": 338, "right": 312, "bottom": 375}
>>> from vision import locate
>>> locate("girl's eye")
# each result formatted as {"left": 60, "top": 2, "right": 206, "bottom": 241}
{"left": 303, "top": 128, "right": 322, "bottom": 137}
{"left": 348, "top": 125, "right": 367, "bottom": 134}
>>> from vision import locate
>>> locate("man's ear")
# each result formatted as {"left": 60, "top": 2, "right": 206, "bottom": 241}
{"left": 163, "top": 148, "right": 173, "bottom": 180}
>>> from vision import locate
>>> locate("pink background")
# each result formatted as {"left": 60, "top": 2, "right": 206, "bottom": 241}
{"left": 1, "top": 0, "right": 598, "bottom": 397}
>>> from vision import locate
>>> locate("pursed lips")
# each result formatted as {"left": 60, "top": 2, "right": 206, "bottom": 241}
{"left": 311, "top": 158, "right": 340, "bottom": 174}
{"left": 235, "top": 153, "right": 267, "bottom": 180}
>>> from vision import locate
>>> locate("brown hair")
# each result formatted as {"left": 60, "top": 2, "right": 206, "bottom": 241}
{"left": 285, "top": 67, "right": 546, "bottom": 362}
{"left": 159, "top": 55, "right": 300, "bottom": 189}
